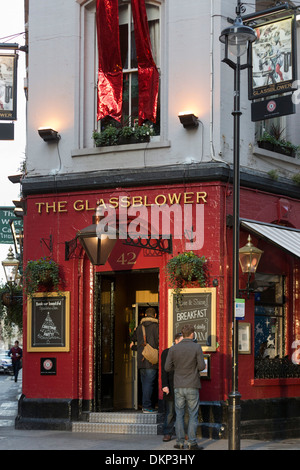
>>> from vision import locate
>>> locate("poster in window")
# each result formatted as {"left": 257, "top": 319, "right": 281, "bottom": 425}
{"left": 248, "top": 16, "right": 296, "bottom": 100}
{"left": 168, "top": 288, "right": 217, "bottom": 352}
{"left": 27, "top": 292, "right": 70, "bottom": 352}
{"left": 0, "top": 54, "right": 17, "bottom": 120}
{"left": 238, "top": 322, "right": 251, "bottom": 355}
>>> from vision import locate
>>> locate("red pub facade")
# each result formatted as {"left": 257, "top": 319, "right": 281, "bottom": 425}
{"left": 17, "top": 166, "right": 300, "bottom": 438}
{"left": 16, "top": 0, "right": 300, "bottom": 439}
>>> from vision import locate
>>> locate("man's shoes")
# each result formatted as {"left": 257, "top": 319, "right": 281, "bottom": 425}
{"left": 174, "top": 443, "right": 185, "bottom": 449}
{"left": 188, "top": 444, "right": 203, "bottom": 450}
{"left": 142, "top": 408, "right": 157, "bottom": 413}
{"left": 163, "top": 435, "right": 172, "bottom": 442}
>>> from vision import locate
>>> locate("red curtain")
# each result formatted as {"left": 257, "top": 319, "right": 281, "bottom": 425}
{"left": 131, "top": 0, "right": 159, "bottom": 124}
{"left": 96, "top": 0, "right": 122, "bottom": 122}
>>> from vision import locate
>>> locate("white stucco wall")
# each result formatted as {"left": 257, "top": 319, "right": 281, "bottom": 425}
{"left": 25, "top": 0, "right": 300, "bottom": 179}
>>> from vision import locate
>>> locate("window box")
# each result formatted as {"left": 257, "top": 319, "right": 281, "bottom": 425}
{"left": 258, "top": 140, "right": 297, "bottom": 158}
{"left": 93, "top": 123, "right": 154, "bottom": 148}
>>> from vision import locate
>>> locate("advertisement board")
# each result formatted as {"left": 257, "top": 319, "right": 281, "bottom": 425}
{"left": 0, "top": 53, "right": 18, "bottom": 120}
{"left": 249, "top": 16, "right": 296, "bottom": 100}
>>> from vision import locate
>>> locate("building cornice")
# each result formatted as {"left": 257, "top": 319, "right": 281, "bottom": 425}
{"left": 21, "top": 162, "right": 300, "bottom": 200}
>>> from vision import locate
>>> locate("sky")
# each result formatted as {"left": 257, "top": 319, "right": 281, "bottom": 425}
{"left": 0, "top": 0, "right": 26, "bottom": 281}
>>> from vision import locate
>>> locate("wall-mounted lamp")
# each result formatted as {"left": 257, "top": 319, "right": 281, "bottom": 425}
{"left": 65, "top": 204, "right": 173, "bottom": 265}
{"left": 239, "top": 235, "right": 263, "bottom": 297}
{"left": 77, "top": 220, "right": 117, "bottom": 266}
{"left": 239, "top": 235, "right": 263, "bottom": 274}
{"left": 38, "top": 128, "right": 61, "bottom": 142}
{"left": 2, "top": 247, "right": 20, "bottom": 284}
{"left": 65, "top": 206, "right": 117, "bottom": 266}
{"left": 178, "top": 113, "right": 199, "bottom": 129}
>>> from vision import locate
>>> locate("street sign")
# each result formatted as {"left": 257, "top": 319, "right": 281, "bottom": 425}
{"left": 0, "top": 207, "right": 23, "bottom": 245}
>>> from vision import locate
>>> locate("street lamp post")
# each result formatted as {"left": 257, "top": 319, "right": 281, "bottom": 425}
{"left": 219, "top": 2, "right": 256, "bottom": 450}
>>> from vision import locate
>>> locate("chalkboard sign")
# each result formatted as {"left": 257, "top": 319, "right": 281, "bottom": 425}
{"left": 168, "top": 288, "right": 216, "bottom": 352}
{"left": 27, "top": 292, "right": 70, "bottom": 352}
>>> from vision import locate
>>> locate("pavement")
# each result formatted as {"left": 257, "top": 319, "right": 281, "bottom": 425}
{"left": 0, "top": 372, "right": 300, "bottom": 453}
{"left": 0, "top": 427, "right": 300, "bottom": 452}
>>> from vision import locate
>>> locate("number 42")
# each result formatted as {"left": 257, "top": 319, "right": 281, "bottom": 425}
{"left": 117, "top": 252, "right": 137, "bottom": 265}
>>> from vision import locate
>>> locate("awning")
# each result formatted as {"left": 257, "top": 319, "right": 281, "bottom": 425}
{"left": 240, "top": 219, "right": 300, "bottom": 259}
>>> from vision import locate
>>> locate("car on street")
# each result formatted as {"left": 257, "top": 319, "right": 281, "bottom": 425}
{"left": 0, "top": 351, "right": 13, "bottom": 375}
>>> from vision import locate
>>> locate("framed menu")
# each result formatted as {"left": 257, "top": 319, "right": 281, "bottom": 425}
{"left": 168, "top": 288, "right": 217, "bottom": 351}
{"left": 27, "top": 292, "right": 70, "bottom": 352}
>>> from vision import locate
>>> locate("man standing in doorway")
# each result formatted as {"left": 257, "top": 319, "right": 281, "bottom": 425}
{"left": 165, "top": 324, "right": 205, "bottom": 450}
{"left": 130, "top": 307, "right": 159, "bottom": 413}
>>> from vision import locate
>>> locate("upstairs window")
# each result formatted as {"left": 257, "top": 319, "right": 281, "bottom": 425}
{"left": 96, "top": 0, "right": 160, "bottom": 135}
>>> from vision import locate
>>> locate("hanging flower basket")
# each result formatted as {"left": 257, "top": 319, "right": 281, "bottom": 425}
{"left": 24, "top": 257, "right": 62, "bottom": 296}
{"left": 166, "top": 251, "right": 208, "bottom": 304}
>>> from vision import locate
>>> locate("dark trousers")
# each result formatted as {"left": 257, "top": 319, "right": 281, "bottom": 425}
{"left": 140, "top": 368, "right": 157, "bottom": 409}
{"left": 12, "top": 360, "right": 20, "bottom": 382}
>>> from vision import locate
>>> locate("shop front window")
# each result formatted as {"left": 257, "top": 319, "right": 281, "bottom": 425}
{"left": 254, "top": 273, "right": 300, "bottom": 378}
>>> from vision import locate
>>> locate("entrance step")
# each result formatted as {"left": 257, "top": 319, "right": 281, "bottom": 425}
{"left": 72, "top": 411, "right": 163, "bottom": 435}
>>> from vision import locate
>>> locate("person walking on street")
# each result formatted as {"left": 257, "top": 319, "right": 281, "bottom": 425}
{"left": 161, "top": 332, "right": 183, "bottom": 441}
{"left": 165, "top": 324, "right": 205, "bottom": 450}
{"left": 130, "top": 307, "right": 159, "bottom": 413}
{"left": 9, "top": 340, "right": 22, "bottom": 383}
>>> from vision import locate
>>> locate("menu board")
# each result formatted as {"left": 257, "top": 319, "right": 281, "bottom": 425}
{"left": 27, "top": 292, "right": 70, "bottom": 352}
{"left": 168, "top": 288, "right": 216, "bottom": 351}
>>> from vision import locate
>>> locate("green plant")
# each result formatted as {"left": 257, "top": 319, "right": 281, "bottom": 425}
{"left": 0, "top": 283, "right": 23, "bottom": 338}
{"left": 292, "top": 173, "right": 300, "bottom": 186}
{"left": 131, "top": 122, "right": 155, "bottom": 141}
{"left": 267, "top": 169, "right": 279, "bottom": 181}
{"left": 166, "top": 251, "right": 208, "bottom": 304}
{"left": 93, "top": 122, "right": 155, "bottom": 147}
{"left": 258, "top": 128, "right": 299, "bottom": 157}
{"left": 93, "top": 125, "right": 120, "bottom": 147}
{"left": 24, "top": 257, "right": 62, "bottom": 296}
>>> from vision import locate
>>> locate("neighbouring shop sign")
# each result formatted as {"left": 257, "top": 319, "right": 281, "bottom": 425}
{"left": 251, "top": 94, "right": 295, "bottom": 121}
{"left": 27, "top": 292, "right": 70, "bottom": 352}
{"left": 0, "top": 207, "right": 23, "bottom": 245}
{"left": 168, "top": 288, "right": 217, "bottom": 352}
{"left": 0, "top": 53, "right": 18, "bottom": 121}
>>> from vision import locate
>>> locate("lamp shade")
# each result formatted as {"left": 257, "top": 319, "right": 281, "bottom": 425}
{"left": 219, "top": 16, "right": 257, "bottom": 57}
{"left": 239, "top": 235, "right": 263, "bottom": 273}
{"left": 2, "top": 246, "right": 19, "bottom": 283}
{"left": 77, "top": 224, "right": 117, "bottom": 266}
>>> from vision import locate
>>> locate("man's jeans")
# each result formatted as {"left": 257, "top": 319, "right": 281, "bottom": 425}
{"left": 140, "top": 368, "right": 158, "bottom": 409}
{"left": 174, "top": 388, "right": 200, "bottom": 445}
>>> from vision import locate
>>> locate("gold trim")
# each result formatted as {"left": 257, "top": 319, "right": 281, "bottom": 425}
{"left": 168, "top": 287, "right": 217, "bottom": 352}
{"left": 27, "top": 292, "right": 70, "bottom": 352}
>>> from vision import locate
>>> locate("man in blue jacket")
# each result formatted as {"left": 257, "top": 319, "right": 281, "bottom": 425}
{"left": 165, "top": 324, "right": 205, "bottom": 450}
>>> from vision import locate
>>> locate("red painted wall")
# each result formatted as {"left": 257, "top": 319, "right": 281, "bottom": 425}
{"left": 22, "top": 181, "right": 300, "bottom": 405}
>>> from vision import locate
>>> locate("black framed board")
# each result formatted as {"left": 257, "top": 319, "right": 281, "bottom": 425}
{"left": 27, "top": 292, "right": 70, "bottom": 352}
{"left": 168, "top": 288, "right": 217, "bottom": 352}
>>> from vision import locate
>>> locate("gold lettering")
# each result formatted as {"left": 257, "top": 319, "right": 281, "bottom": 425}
{"left": 143, "top": 196, "right": 153, "bottom": 206}
{"left": 86, "top": 200, "right": 95, "bottom": 211}
{"left": 120, "top": 196, "right": 130, "bottom": 208}
{"left": 132, "top": 196, "right": 143, "bottom": 206}
{"left": 36, "top": 202, "right": 45, "bottom": 214}
{"left": 74, "top": 200, "right": 85, "bottom": 211}
{"left": 184, "top": 192, "right": 194, "bottom": 204}
{"left": 97, "top": 199, "right": 106, "bottom": 208}
{"left": 109, "top": 197, "right": 119, "bottom": 208}
{"left": 196, "top": 192, "right": 207, "bottom": 203}
{"left": 168, "top": 193, "right": 181, "bottom": 204}
{"left": 58, "top": 201, "right": 68, "bottom": 212}
{"left": 155, "top": 194, "right": 167, "bottom": 206}
{"left": 46, "top": 202, "right": 56, "bottom": 213}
